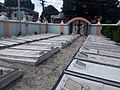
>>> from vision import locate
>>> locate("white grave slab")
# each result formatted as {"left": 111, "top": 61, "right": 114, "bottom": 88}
{"left": 84, "top": 44, "right": 120, "bottom": 53}
{"left": 3, "top": 38, "right": 27, "bottom": 43}
{"left": 0, "top": 44, "right": 6, "bottom": 49}
{"left": 54, "top": 73, "right": 120, "bottom": 90}
{"left": 16, "top": 37, "right": 36, "bottom": 41}
{"left": 66, "top": 59, "right": 120, "bottom": 88}
{"left": 0, "top": 40, "right": 18, "bottom": 46}
{"left": 79, "top": 46, "right": 120, "bottom": 59}
{"left": 11, "top": 44, "right": 54, "bottom": 51}
{"left": 0, "top": 48, "right": 59, "bottom": 65}
{"left": 29, "top": 42, "right": 54, "bottom": 47}
{"left": 85, "top": 35, "right": 116, "bottom": 45}
{"left": 75, "top": 52, "right": 120, "bottom": 67}
{"left": 84, "top": 41, "right": 119, "bottom": 48}
{"left": 40, "top": 40, "right": 69, "bottom": 48}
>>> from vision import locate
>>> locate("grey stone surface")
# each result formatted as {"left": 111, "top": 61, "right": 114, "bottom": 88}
{"left": 0, "top": 47, "right": 59, "bottom": 65}
{"left": 0, "top": 67, "right": 22, "bottom": 89}
{"left": 0, "top": 44, "right": 6, "bottom": 48}
{"left": 11, "top": 44, "right": 54, "bottom": 51}
{"left": 55, "top": 73, "right": 120, "bottom": 90}
{"left": 55, "top": 74, "right": 100, "bottom": 90}
{"left": 0, "top": 34, "right": 60, "bottom": 49}
{"left": 84, "top": 44, "right": 120, "bottom": 53}
{"left": 0, "top": 36, "right": 86, "bottom": 90}
{"left": 85, "top": 35, "right": 116, "bottom": 44}
{"left": 0, "top": 34, "right": 80, "bottom": 65}
{"left": 0, "top": 40, "right": 18, "bottom": 45}
{"left": 67, "top": 59, "right": 120, "bottom": 83}
{"left": 75, "top": 50, "right": 120, "bottom": 67}
{"left": 76, "top": 35, "right": 120, "bottom": 67}
{"left": 55, "top": 35, "right": 120, "bottom": 90}
{"left": 15, "top": 34, "right": 60, "bottom": 41}
{"left": 80, "top": 46, "right": 120, "bottom": 59}
{"left": 3, "top": 38, "right": 27, "bottom": 43}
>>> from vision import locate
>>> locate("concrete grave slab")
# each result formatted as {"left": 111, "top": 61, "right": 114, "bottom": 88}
{"left": 53, "top": 73, "right": 120, "bottom": 90}
{"left": 40, "top": 40, "right": 69, "bottom": 48}
{"left": 49, "top": 38, "right": 69, "bottom": 42}
{"left": 0, "top": 67, "right": 22, "bottom": 89}
{"left": 79, "top": 46, "right": 120, "bottom": 59}
{"left": 75, "top": 51, "right": 120, "bottom": 67}
{"left": 65, "top": 59, "right": 120, "bottom": 88}
{"left": 0, "top": 40, "right": 19, "bottom": 46}
{"left": 16, "top": 37, "right": 37, "bottom": 41}
{"left": 0, "top": 44, "right": 7, "bottom": 49}
{"left": 83, "top": 44, "right": 120, "bottom": 53}
{"left": 0, "top": 48, "right": 59, "bottom": 65}
{"left": 11, "top": 34, "right": 60, "bottom": 42}
{"left": 28, "top": 42, "right": 54, "bottom": 47}
{"left": 85, "top": 35, "right": 116, "bottom": 44}
{"left": 48, "top": 41, "right": 69, "bottom": 48}
{"left": 83, "top": 41, "right": 119, "bottom": 48}
{"left": 3, "top": 38, "right": 28, "bottom": 43}
{"left": 10, "top": 44, "right": 55, "bottom": 51}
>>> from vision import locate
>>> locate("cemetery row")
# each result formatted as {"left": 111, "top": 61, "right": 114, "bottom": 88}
{"left": 0, "top": 34, "right": 80, "bottom": 89}
{"left": 53, "top": 35, "right": 120, "bottom": 90}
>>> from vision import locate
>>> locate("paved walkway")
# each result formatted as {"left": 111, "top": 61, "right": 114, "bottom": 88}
{"left": 1, "top": 36, "right": 86, "bottom": 90}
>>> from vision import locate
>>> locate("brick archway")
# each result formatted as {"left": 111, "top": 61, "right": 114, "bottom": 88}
{"left": 66, "top": 17, "right": 91, "bottom": 35}
{"left": 66, "top": 17, "right": 91, "bottom": 25}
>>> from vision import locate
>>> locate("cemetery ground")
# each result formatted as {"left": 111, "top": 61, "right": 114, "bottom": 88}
{"left": 0, "top": 36, "right": 86, "bottom": 90}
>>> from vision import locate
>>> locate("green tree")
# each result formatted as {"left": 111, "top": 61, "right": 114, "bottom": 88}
{"left": 40, "top": 5, "right": 59, "bottom": 22}
{"left": 4, "top": 0, "right": 34, "bottom": 10}
{"left": 0, "top": 3, "right": 5, "bottom": 12}
{"left": 113, "top": 27, "right": 120, "bottom": 42}
{"left": 4, "top": 0, "right": 35, "bottom": 19}
{"left": 63, "top": 0, "right": 120, "bottom": 23}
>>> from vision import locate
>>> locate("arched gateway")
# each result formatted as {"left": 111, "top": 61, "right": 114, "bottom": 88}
{"left": 66, "top": 17, "right": 91, "bottom": 35}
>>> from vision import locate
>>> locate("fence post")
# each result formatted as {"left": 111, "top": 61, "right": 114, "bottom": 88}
{"left": 60, "top": 20, "right": 64, "bottom": 35}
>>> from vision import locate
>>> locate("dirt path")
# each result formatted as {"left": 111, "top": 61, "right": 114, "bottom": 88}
{"left": 1, "top": 36, "right": 86, "bottom": 90}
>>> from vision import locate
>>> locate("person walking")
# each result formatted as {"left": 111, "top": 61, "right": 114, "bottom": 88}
{"left": 75, "top": 24, "right": 78, "bottom": 34}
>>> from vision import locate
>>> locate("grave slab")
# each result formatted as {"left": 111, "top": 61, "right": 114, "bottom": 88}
{"left": 28, "top": 42, "right": 54, "bottom": 47}
{"left": 10, "top": 44, "right": 55, "bottom": 51}
{"left": 3, "top": 38, "right": 27, "bottom": 43}
{"left": 65, "top": 59, "right": 120, "bottom": 88}
{"left": 0, "top": 48, "right": 59, "bottom": 65}
{"left": 40, "top": 40, "right": 69, "bottom": 48}
{"left": 85, "top": 35, "right": 116, "bottom": 45}
{"left": 79, "top": 46, "right": 120, "bottom": 59}
{"left": 0, "top": 44, "right": 6, "bottom": 49}
{"left": 53, "top": 73, "right": 120, "bottom": 90}
{"left": 83, "top": 44, "right": 120, "bottom": 53}
{"left": 0, "top": 67, "right": 22, "bottom": 89}
{"left": 75, "top": 51, "right": 120, "bottom": 67}
{"left": 0, "top": 40, "right": 19, "bottom": 46}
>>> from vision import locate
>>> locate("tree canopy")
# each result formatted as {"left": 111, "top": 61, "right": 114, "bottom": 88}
{"left": 63, "top": 0, "right": 120, "bottom": 23}
{"left": 0, "top": 3, "right": 5, "bottom": 12}
{"left": 40, "top": 5, "right": 59, "bottom": 22}
{"left": 4, "top": 0, "right": 34, "bottom": 10}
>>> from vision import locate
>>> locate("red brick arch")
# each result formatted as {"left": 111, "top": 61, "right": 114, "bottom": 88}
{"left": 66, "top": 17, "right": 91, "bottom": 25}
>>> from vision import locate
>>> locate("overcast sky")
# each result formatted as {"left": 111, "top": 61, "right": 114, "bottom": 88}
{"left": 0, "top": 0, "right": 63, "bottom": 16}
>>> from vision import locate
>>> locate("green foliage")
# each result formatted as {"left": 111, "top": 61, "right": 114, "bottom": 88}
{"left": 101, "top": 26, "right": 111, "bottom": 38}
{"left": 21, "top": 1, "right": 34, "bottom": 10}
{"left": 63, "top": 0, "right": 120, "bottom": 23}
{"left": 41, "top": 5, "right": 59, "bottom": 22}
{"left": 4, "top": 0, "right": 18, "bottom": 7}
{"left": 4, "top": 0, "right": 34, "bottom": 10}
{"left": 0, "top": 3, "right": 5, "bottom": 12}
{"left": 113, "top": 27, "right": 120, "bottom": 42}
{"left": 101, "top": 26, "right": 120, "bottom": 42}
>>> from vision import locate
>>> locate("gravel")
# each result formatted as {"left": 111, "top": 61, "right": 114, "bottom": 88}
{"left": 0, "top": 36, "right": 86, "bottom": 90}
